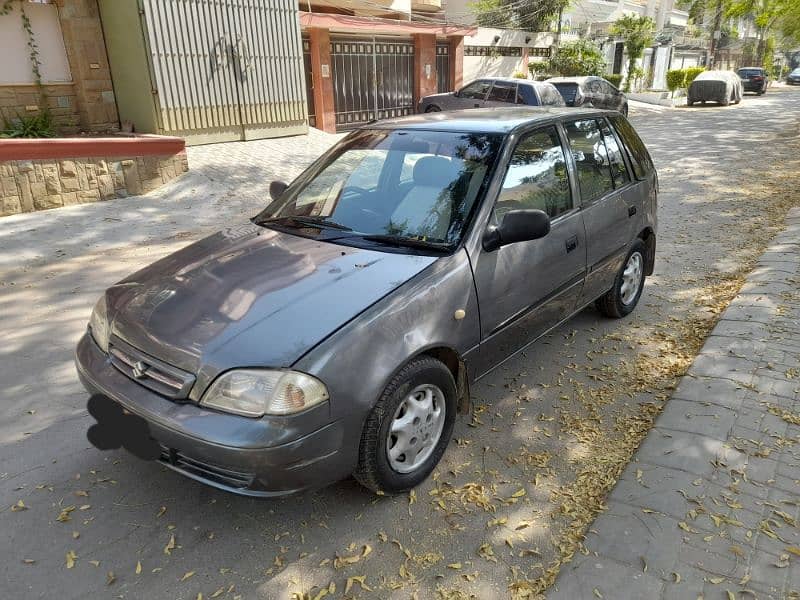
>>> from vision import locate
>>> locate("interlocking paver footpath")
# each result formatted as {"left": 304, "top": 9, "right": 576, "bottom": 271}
{"left": 551, "top": 207, "right": 800, "bottom": 600}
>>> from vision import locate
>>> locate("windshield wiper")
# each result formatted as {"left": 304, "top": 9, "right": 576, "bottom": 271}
{"left": 358, "top": 234, "right": 452, "bottom": 252}
{"left": 253, "top": 215, "right": 352, "bottom": 231}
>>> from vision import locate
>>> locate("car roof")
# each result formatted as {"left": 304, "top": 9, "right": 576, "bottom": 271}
{"left": 546, "top": 76, "right": 596, "bottom": 83}
{"left": 365, "top": 107, "right": 616, "bottom": 134}
{"left": 471, "top": 77, "right": 548, "bottom": 86}
{"left": 737, "top": 66, "right": 763, "bottom": 70}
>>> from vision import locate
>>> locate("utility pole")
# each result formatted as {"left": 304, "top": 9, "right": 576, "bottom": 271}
{"left": 708, "top": 0, "right": 723, "bottom": 69}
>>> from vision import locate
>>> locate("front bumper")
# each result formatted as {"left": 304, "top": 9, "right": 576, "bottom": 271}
{"left": 75, "top": 332, "right": 356, "bottom": 497}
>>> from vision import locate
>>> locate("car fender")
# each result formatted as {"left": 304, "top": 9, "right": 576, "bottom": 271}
{"left": 293, "top": 248, "right": 481, "bottom": 425}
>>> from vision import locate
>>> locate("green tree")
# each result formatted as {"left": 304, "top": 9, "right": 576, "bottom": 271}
{"left": 469, "top": 0, "right": 570, "bottom": 32}
{"left": 612, "top": 15, "right": 656, "bottom": 92}
{"left": 727, "top": 0, "right": 798, "bottom": 65}
{"left": 544, "top": 38, "right": 607, "bottom": 76}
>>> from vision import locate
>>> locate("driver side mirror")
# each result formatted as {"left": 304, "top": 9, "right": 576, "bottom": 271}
{"left": 482, "top": 209, "right": 551, "bottom": 252}
{"left": 269, "top": 180, "right": 288, "bottom": 201}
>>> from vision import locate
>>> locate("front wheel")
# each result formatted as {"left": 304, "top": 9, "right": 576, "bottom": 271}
{"left": 425, "top": 105, "right": 441, "bottom": 113}
{"left": 596, "top": 240, "right": 647, "bottom": 318}
{"left": 354, "top": 357, "right": 456, "bottom": 494}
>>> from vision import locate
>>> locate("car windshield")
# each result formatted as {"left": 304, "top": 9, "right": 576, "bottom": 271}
{"left": 255, "top": 129, "right": 503, "bottom": 250}
{"left": 792, "top": 68, "right": 800, "bottom": 75}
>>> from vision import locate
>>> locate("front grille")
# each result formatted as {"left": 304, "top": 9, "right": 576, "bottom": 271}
{"left": 108, "top": 336, "right": 195, "bottom": 400}
{"left": 159, "top": 445, "right": 254, "bottom": 489}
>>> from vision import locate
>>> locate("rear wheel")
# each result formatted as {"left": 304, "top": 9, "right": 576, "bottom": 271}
{"left": 425, "top": 105, "right": 441, "bottom": 113}
{"left": 596, "top": 239, "right": 647, "bottom": 318}
{"left": 354, "top": 357, "right": 456, "bottom": 494}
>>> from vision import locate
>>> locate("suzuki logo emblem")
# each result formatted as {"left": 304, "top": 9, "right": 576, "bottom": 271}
{"left": 132, "top": 361, "right": 149, "bottom": 380}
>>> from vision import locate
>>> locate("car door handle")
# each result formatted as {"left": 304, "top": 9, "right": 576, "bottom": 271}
{"left": 628, "top": 206, "right": 637, "bottom": 217}
{"left": 566, "top": 235, "right": 578, "bottom": 253}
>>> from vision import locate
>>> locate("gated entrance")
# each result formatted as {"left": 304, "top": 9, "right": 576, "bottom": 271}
{"left": 436, "top": 43, "right": 450, "bottom": 93}
{"left": 101, "top": 0, "right": 308, "bottom": 144}
{"left": 330, "top": 36, "right": 415, "bottom": 131}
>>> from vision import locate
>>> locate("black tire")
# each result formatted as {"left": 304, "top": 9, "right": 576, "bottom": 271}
{"left": 354, "top": 356, "right": 457, "bottom": 494}
{"left": 687, "top": 100, "right": 694, "bottom": 106}
{"left": 595, "top": 239, "right": 647, "bottom": 319}
{"left": 425, "top": 105, "right": 441, "bottom": 113}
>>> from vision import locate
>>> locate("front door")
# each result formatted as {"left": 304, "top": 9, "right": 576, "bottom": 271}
{"left": 470, "top": 125, "right": 587, "bottom": 377}
{"left": 453, "top": 79, "right": 493, "bottom": 109}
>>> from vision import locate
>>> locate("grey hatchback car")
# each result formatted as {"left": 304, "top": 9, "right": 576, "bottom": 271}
{"left": 418, "top": 78, "right": 565, "bottom": 113}
{"left": 76, "top": 108, "right": 657, "bottom": 497}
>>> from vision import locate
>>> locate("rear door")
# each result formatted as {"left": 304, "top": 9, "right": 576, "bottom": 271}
{"left": 484, "top": 80, "right": 519, "bottom": 107}
{"left": 563, "top": 117, "right": 636, "bottom": 304}
{"left": 470, "top": 125, "right": 586, "bottom": 376}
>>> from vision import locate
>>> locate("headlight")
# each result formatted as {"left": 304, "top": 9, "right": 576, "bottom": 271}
{"left": 89, "top": 295, "right": 110, "bottom": 353}
{"left": 200, "top": 369, "right": 329, "bottom": 417}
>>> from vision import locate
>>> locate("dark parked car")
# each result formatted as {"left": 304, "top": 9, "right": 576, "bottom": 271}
{"left": 687, "top": 70, "right": 742, "bottom": 106}
{"left": 546, "top": 76, "right": 629, "bottom": 116}
{"left": 786, "top": 67, "right": 800, "bottom": 85}
{"left": 737, "top": 67, "right": 768, "bottom": 94}
{"left": 418, "top": 78, "right": 565, "bottom": 112}
{"left": 77, "top": 108, "right": 657, "bottom": 497}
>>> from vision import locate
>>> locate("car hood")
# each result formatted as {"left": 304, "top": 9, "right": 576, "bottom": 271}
{"left": 422, "top": 92, "right": 455, "bottom": 103}
{"left": 107, "top": 223, "right": 437, "bottom": 375}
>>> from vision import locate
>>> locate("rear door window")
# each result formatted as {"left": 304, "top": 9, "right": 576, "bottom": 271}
{"left": 564, "top": 119, "right": 615, "bottom": 203}
{"left": 599, "top": 118, "right": 630, "bottom": 187}
{"left": 487, "top": 81, "right": 518, "bottom": 103}
{"left": 607, "top": 114, "right": 654, "bottom": 180}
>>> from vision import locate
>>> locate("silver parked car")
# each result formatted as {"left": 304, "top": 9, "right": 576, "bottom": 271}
{"left": 418, "top": 77, "right": 565, "bottom": 113}
{"left": 76, "top": 108, "right": 658, "bottom": 497}
{"left": 688, "top": 70, "right": 743, "bottom": 106}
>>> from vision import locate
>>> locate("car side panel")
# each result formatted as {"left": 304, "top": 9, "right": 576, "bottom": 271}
{"left": 293, "top": 248, "right": 481, "bottom": 422}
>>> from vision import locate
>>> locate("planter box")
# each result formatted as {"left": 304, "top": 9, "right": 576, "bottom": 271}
{"left": 0, "top": 135, "right": 187, "bottom": 216}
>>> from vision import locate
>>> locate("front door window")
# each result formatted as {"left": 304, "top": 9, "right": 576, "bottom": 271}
{"left": 495, "top": 126, "right": 572, "bottom": 221}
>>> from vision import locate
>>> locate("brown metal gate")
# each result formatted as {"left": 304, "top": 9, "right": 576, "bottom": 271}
{"left": 330, "top": 36, "right": 414, "bottom": 131}
{"left": 436, "top": 43, "right": 450, "bottom": 93}
{"left": 141, "top": 0, "right": 308, "bottom": 144}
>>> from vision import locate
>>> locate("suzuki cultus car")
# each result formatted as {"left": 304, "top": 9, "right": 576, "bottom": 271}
{"left": 77, "top": 108, "right": 658, "bottom": 497}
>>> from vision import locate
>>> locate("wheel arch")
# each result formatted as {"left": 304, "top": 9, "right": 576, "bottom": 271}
{"left": 418, "top": 346, "right": 471, "bottom": 415}
{"left": 638, "top": 227, "right": 656, "bottom": 276}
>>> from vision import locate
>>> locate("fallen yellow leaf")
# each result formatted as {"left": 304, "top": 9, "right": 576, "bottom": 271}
{"left": 164, "top": 534, "right": 176, "bottom": 555}
{"left": 136, "top": 561, "right": 142, "bottom": 575}
{"left": 180, "top": 570, "right": 195, "bottom": 581}
{"left": 65, "top": 550, "right": 77, "bottom": 569}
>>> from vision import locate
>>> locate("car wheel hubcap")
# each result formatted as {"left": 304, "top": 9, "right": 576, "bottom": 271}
{"left": 620, "top": 251, "right": 643, "bottom": 305}
{"left": 386, "top": 384, "right": 446, "bottom": 474}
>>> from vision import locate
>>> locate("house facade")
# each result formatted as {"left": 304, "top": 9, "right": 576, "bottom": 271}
{"left": 0, "top": 0, "right": 118, "bottom": 134}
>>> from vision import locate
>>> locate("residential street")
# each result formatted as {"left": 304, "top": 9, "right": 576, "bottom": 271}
{"left": 2, "top": 89, "right": 799, "bottom": 600}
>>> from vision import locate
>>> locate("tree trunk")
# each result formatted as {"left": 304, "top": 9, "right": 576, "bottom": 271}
{"left": 625, "top": 55, "right": 636, "bottom": 92}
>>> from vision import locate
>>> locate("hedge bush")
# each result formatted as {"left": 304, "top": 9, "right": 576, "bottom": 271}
{"left": 685, "top": 66, "right": 705, "bottom": 85}
{"left": 606, "top": 73, "right": 623, "bottom": 88}
{"left": 666, "top": 69, "right": 686, "bottom": 95}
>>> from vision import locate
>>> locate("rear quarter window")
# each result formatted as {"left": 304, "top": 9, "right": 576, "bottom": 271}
{"left": 608, "top": 115, "right": 654, "bottom": 180}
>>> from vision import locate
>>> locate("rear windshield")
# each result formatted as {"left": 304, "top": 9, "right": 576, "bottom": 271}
{"left": 738, "top": 69, "right": 764, "bottom": 77}
{"left": 608, "top": 115, "right": 654, "bottom": 180}
{"left": 551, "top": 82, "right": 579, "bottom": 106}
